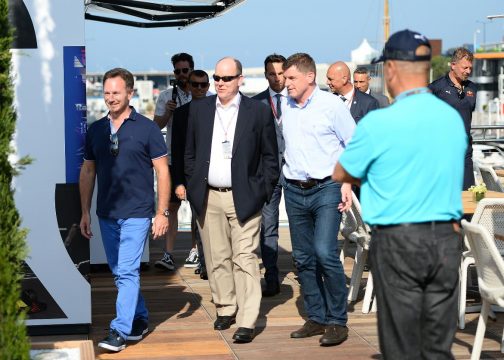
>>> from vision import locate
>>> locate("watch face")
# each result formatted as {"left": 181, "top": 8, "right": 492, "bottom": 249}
{"left": 163, "top": 209, "right": 170, "bottom": 217}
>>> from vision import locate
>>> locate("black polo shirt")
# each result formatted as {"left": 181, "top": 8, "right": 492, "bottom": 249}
{"left": 428, "top": 73, "right": 477, "bottom": 136}
{"left": 84, "top": 108, "right": 167, "bottom": 219}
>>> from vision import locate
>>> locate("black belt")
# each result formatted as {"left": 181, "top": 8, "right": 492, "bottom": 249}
{"left": 208, "top": 185, "right": 232, "bottom": 192}
{"left": 286, "top": 176, "right": 331, "bottom": 189}
{"left": 371, "top": 220, "right": 459, "bottom": 231}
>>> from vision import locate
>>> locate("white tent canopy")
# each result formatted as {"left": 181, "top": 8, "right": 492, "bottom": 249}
{"left": 351, "top": 38, "right": 379, "bottom": 65}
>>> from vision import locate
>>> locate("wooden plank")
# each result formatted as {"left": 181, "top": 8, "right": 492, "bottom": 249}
{"left": 462, "top": 190, "right": 504, "bottom": 214}
{"left": 30, "top": 227, "right": 504, "bottom": 359}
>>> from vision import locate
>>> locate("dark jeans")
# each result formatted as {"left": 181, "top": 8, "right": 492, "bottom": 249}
{"left": 369, "top": 222, "right": 461, "bottom": 360}
{"left": 260, "top": 179, "right": 283, "bottom": 284}
{"left": 282, "top": 177, "right": 347, "bottom": 326}
{"left": 463, "top": 147, "right": 474, "bottom": 191}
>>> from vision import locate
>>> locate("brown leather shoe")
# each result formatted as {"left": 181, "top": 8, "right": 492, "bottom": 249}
{"left": 290, "top": 320, "right": 325, "bottom": 338}
{"left": 319, "top": 325, "right": 348, "bottom": 346}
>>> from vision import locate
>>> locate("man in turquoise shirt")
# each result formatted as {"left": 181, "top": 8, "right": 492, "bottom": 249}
{"left": 333, "top": 30, "right": 466, "bottom": 360}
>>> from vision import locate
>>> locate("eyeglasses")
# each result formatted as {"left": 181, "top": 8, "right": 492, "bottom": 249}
{"left": 457, "top": 90, "right": 466, "bottom": 100}
{"left": 110, "top": 132, "right": 119, "bottom": 156}
{"left": 174, "top": 68, "right": 191, "bottom": 75}
{"left": 190, "top": 81, "right": 209, "bottom": 89}
{"left": 212, "top": 74, "right": 240, "bottom": 83}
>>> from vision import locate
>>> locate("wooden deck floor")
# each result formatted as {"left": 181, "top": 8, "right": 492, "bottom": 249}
{"left": 33, "top": 227, "right": 504, "bottom": 359}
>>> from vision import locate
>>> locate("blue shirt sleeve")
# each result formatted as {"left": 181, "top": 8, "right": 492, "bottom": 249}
{"left": 148, "top": 123, "right": 168, "bottom": 159}
{"left": 338, "top": 121, "right": 376, "bottom": 179}
{"left": 332, "top": 102, "right": 356, "bottom": 147}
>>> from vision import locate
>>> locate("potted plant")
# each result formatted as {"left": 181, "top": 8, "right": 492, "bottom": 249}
{"left": 468, "top": 183, "right": 487, "bottom": 202}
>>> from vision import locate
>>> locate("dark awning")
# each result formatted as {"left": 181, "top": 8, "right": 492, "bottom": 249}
{"left": 84, "top": 0, "right": 245, "bottom": 28}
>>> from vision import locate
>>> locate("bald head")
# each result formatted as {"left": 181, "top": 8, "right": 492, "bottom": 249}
{"left": 326, "top": 61, "right": 353, "bottom": 94}
{"left": 214, "top": 56, "right": 243, "bottom": 105}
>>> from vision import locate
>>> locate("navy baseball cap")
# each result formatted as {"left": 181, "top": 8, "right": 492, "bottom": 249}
{"left": 372, "top": 29, "right": 431, "bottom": 63}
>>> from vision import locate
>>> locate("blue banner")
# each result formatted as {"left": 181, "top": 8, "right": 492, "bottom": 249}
{"left": 63, "top": 46, "right": 87, "bottom": 184}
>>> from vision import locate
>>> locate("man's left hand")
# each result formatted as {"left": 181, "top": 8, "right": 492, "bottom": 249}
{"left": 338, "top": 183, "right": 353, "bottom": 212}
{"left": 152, "top": 214, "right": 169, "bottom": 239}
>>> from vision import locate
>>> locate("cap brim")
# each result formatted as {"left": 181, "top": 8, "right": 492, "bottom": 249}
{"left": 371, "top": 55, "right": 384, "bottom": 64}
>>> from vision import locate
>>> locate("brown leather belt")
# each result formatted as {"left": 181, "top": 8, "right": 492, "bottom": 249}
{"left": 286, "top": 176, "right": 331, "bottom": 189}
{"left": 208, "top": 185, "right": 232, "bottom": 192}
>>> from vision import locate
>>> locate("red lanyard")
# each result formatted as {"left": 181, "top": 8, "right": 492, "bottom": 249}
{"left": 269, "top": 95, "right": 281, "bottom": 125}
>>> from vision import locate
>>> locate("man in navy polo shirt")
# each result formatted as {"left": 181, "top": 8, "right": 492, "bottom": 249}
{"left": 79, "top": 68, "right": 170, "bottom": 352}
{"left": 429, "top": 48, "right": 477, "bottom": 190}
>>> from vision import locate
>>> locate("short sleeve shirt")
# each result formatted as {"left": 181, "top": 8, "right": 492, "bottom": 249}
{"left": 155, "top": 87, "right": 192, "bottom": 165}
{"left": 428, "top": 74, "right": 477, "bottom": 136}
{"left": 339, "top": 89, "right": 467, "bottom": 225}
{"left": 84, "top": 108, "right": 167, "bottom": 219}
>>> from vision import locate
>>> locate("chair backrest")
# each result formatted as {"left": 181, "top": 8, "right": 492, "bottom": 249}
{"left": 345, "top": 192, "right": 372, "bottom": 249}
{"left": 471, "top": 198, "right": 504, "bottom": 254}
{"left": 461, "top": 220, "right": 504, "bottom": 306}
{"left": 477, "top": 164, "right": 504, "bottom": 192}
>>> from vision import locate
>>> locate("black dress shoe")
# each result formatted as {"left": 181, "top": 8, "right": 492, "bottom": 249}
{"left": 319, "top": 325, "right": 348, "bottom": 346}
{"left": 200, "top": 267, "right": 208, "bottom": 280}
{"left": 262, "top": 281, "right": 280, "bottom": 297}
{"left": 232, "top": 327, "right": 255, "bottom": 343}
{"left": 213, "top": 315, "right": 235, "bottom": 330}
{"left": 290, "top": 320, "right": 325, "bottom": 338}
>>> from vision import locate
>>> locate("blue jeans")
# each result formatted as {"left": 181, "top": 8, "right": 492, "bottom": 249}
{"left": 260, "top": 179, "right": 283, "bottom": 284}
{"left": 99, "top": 217, "right": 150, "bottom": 339}
{"left": 282, "top": 178, "right": 347, "bottom": 326}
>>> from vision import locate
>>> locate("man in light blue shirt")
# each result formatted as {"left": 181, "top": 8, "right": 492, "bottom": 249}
{"left": 333, "top": 30, "right": 467, "bottom": 359}
{"left": 282, "top": 53, "right": 355, "bottom": 347}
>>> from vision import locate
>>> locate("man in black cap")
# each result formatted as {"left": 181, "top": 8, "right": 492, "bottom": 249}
{"left": 333, "top": 29, "right": 466, "bottom": 359}
{"left": 429, "top": 48, "right": 477, "bottom": 190}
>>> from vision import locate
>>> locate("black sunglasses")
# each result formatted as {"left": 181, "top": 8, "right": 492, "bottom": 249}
{"left": 213, "top": 74, "right": 240, "bottom": 83}
{"left": 110, "top": 132, "right": 119, "bottom": 156}
{"left": 457, "top": 90, "right": 466, "bottom": 100}
{"left": 174, "top": 68, "right": 191, "bottom": 75}
{"left": 190, "top": 81, "right": 209, "bottom": 89}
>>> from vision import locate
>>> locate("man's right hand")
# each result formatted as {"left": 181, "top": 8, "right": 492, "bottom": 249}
{"left": 166, "top": 100, "right": 177, "bottom": 113}
{"left": 175, "top": 185, "right": 186, "bottom": 200}
{"left": 80, "top": 213, "right": 93, "bottom": 239}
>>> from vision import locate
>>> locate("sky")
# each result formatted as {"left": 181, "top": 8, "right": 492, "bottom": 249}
{"left": 85, "top": 0, "right": 504, "bottom": 73}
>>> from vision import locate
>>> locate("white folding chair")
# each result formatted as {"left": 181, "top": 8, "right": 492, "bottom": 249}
{"left": 477, "top": 163, "right": 504, "bottom": 192}
{"left": 341, "top": 192, "right": 375, "bottom": 313}
{"left": 459, "top": 198, "right": 504, "bottom": 329}
{"left": 461, "top": 220, "right": 504, "bottom": 359}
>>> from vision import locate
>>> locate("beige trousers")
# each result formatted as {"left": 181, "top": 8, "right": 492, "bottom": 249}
{"left": 197, "top": 189, "right": 262, "bottom": 329}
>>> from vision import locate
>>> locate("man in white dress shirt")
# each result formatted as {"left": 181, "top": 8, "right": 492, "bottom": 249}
{"left": 185, "top": 57, "right": 279, "bottom": 343}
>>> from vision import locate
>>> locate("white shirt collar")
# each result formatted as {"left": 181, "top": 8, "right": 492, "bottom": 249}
{"left": 342, "top": 87, "right": 354, "bottom": 100}
{"left": 216, "top": 92, "right": 241, "bottom": 109}
{"left": 268, "top": 87, "right": 288, "bottom": 98}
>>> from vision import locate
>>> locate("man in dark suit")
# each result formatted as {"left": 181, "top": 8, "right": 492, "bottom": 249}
{"left": 353, "top": 67, "right": 389, "bottom": 108}
{"left": 171, "top": 69, "right": 210, "bottom": 279}
{"left": 185, "top": 57, "right": 279, "bottom": 343}
{"left": 326, "top": 61, "right": 379, "bottom": 123}
{"left": 252, "top": 54, "right": 287, "bottom": 297}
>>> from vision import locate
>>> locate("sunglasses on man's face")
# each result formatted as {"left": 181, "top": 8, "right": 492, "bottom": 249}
{"left": 212, "top": 74, "right": 240, "bottom": 83}
{"left": 110, "top": 132, "right": 119, "bottom": 156}
{"left": 174, "top": 68, "right": 191, "bottom": 75}
{"left": 190, "top": 81, "right": 209, "bottom": 89}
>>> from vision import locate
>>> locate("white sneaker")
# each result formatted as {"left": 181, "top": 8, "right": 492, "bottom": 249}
{"left": 184, "top": 248, "right": 199, "bottom": 268}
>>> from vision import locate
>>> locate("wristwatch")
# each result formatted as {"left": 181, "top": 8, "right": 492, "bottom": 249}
{"left": 162, "top": 209, "right": 170, "bottom": 217}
